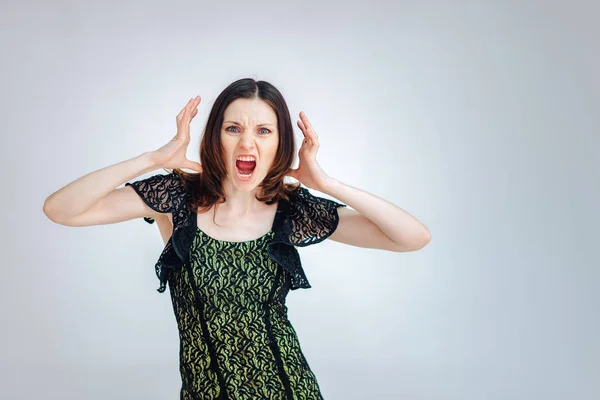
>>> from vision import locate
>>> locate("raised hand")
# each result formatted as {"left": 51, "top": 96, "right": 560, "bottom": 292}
{"left": 286, "top": 111, "right": 331, "bottom": 190}
{"left": 150, "top": 96, "right": 203, "bottom": 173}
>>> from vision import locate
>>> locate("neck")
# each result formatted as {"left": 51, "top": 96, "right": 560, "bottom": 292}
{"left": 220, "top": 178, "right": 264, "bottom": 215}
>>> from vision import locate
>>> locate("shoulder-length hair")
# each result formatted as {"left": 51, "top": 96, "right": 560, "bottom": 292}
{"left": 168, "top": 78, "right": 300, "bottom": 214}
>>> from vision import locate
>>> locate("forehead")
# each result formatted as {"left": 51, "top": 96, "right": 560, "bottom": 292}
{"left": 223, "top": 98, "right": 277, "bottom": 124}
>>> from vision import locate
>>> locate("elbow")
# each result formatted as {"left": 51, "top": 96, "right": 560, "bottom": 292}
{"left": 42, "top": 199, "right": 56, "bottom": 221}
{"left": 415, "top": 233, "right": 431, "bottom": 251}
{"left": 43, "top": 203, "right": 59, "bottom": 224}
{"left": 394, "top": 231, "right": 431, "bottom": 253}
{"left": 43, "top": 199, "right": 67, "bottom": 225}
{"left": 415, "top": 229, "right": 431, "bottom": 250}
{"left": 422, "top": 229, "right": 431, "bottom": 245}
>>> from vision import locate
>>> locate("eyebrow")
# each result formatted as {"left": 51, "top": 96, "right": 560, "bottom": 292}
{"left": 224, "top": 120, "right": 275, "bottom": 127}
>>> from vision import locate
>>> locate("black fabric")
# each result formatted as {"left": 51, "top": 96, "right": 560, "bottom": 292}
{"left": 126, "top": 172, "right": 347, "bottom": 293}
{"left": 125, "top": 171, "right": 186, "bottom": 215}
{"left": 126, "top": 171, "right": 192, "bottom": 292}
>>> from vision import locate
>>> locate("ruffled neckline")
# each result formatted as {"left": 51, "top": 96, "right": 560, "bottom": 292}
{"left": 195, "top": 227, "right": 275, "bottom": 246}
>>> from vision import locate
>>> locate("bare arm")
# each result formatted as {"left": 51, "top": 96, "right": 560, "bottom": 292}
{"left": 43, "top": 96, "right": 203, "bottom": 227}
{"left": 42, "top": 152, "right": 163, "bottom": 226}
{"left": 324, "top": 179, "right": 431, "bottom": 252}
{"left": 289, "top": 110, "right": 430, "bottom": 252}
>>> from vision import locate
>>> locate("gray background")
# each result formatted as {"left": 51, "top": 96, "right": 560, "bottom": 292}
{"left": 2, "top": 0, "right": 598, "bottom": 399}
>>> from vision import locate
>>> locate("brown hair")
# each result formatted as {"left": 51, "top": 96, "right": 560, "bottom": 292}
{"left": 168, "top": 78, "right": 300, "bottom": 214}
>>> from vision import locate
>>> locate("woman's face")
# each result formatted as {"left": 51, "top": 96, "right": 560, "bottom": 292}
{"left": 220, "top": 98, "right": 279, "bottom": 191}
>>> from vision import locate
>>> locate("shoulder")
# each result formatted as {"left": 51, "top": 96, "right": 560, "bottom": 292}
{"left": 277, "top": 185, "right": 347, "bottom": 246}
{"left": 125, "top": 170, "right": 188, "bottom": 214}
{"left": 126, "top": 170, "right": 185, "bottom": 192}
{"left": 288, "top": 186, "right": 346, "bottom": 215}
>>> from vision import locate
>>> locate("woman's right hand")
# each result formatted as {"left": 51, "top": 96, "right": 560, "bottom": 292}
{"left": 150, "top": 96, "right": 203, "bottom": 173}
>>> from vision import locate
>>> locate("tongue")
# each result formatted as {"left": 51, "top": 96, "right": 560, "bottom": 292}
{"left": 236, "top": 160, "right": 256, "bottom": 173}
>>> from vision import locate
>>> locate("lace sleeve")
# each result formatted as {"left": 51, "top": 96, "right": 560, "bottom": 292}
{"left": 125, "top": 171, "right": 185, "bottom": 224}
{"left": 288, "top": 187, "right": 347, "bottom": 246}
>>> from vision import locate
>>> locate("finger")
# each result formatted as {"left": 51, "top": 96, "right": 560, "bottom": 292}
{"left": 177, "top": 102, "right": 189, "bottom": 118}
{"left": 298, "top": 120, "right": 310, "bottom": 140}
{"left": 177, "top": 105, "right": 190, "bottom": 123}
{"left": 298, "top": 124, "right": 310, "bottom": 146}
{"left": 191, "top": 96, "right": 200, "bottom": 117}
{"left": 297, "top": 121, "right": 308, "bottom": 145}
{"left": 298, "top": 119, "right": 315, "bottom": 144}
{"left": 300, "top": 111, "right": 318, "bottom": 139}
{"left": 177, "top": 98, "right": 195, "bottom": 124}
{"left": 297, "top": 119, "right": 305, "bottom": 134}
{"left": 184, "top": 98, "right": 194, "bottom": 115}
{"left": 183, "top": 96, "right": 195, "bottom": 112}
{"left": 297, "top": 121, "right": 317, "bottom": 149}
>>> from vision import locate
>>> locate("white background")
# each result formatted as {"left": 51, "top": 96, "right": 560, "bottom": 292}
{"left": 1, "top": 0, "right": 598, "bottom": 399}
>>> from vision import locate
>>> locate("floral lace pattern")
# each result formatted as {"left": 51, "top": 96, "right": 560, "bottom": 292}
{"left": 169, "top": 229, "right": 324, "bottom": 399}
{"left": 126, "top": 172, "right": 347, "bottom": 398}
{"left": 126, "top": 172, "right": 347, "bottom": 292}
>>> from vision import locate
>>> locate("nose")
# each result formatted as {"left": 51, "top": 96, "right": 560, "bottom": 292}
{"left": 238, "top": 131, "right": 256, "bottom": 150}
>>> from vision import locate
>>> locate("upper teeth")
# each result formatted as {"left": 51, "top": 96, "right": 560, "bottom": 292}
{"left": 237, "top": 155, "right": 256, "bottom": 161}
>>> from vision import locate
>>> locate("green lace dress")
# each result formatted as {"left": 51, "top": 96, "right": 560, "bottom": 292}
{"left": 126, "top": 172, "right": 347, "bottom": 400}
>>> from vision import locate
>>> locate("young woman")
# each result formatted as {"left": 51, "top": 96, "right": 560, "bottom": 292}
{"left": 43, "top": 78, "right": 431, "bottom": 399}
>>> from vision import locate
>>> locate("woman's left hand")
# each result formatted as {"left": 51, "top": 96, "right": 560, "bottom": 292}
{"left": 286, "top": 111, "right": 332, "bottom": 191}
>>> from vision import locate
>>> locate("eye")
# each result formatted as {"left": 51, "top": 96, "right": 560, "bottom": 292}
{"left": 225, "top": 126, "right": 272, "bottom": 135}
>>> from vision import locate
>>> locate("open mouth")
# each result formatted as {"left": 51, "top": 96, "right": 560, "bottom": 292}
{"left": 235, "top": 159, "right": 256, "bottom": 180}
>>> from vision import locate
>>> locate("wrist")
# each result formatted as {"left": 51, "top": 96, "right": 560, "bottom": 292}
{"left": 137, "top": 151, "right": 162, "bottom": 173}
{"left": 318, "top": 176, "right": 341, "bottom": 194}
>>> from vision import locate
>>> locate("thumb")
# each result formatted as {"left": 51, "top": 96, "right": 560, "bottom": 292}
{"left": 286, "top": 167, "right": 297, "bottom": 179}
{"left": 183, "top": 160, "right": 203, "bottom": 174}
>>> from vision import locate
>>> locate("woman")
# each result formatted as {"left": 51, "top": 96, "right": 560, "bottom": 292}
{"left": 43, "top": 78, "right": 431, "bottom": 399}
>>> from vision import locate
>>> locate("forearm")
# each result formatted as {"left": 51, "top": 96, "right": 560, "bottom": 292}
{"left": 320, "top": 178, "right": 431, "bottom": 248}
{"left": 43, "top": 152, "right": 159, "bottom": 220}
